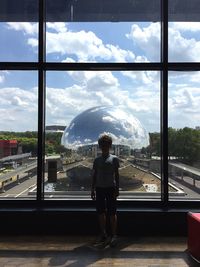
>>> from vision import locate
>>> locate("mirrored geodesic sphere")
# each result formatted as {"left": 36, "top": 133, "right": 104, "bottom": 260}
{"left": 61, "top": 106, "right": 149, "bottom": 149}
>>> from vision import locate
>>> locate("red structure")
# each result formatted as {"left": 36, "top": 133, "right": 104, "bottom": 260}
{"left": 0, "top": 140, "right": 18, "bottom": 159}
{"left": 188, "top": 212, "right": 200, "bottom": 262}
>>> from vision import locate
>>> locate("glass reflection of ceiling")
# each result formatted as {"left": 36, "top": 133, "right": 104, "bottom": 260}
{"left": 0, "top": 0, "right": 199, "bottom": 22}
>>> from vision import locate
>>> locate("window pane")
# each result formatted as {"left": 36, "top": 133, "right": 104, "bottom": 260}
{"left": 46, "top": 0, "right": 161, "bottom": 63}
{"left": 169, "top": 0, "right": 200, "bottom": 62}
{"left": 44, "top": 70, "right": 161, "bottom": 200}
{"left": 0, "top": 0, "right": 38, "bottom": 62}
{"left": 168, "top": 71, "right": 200, "bottom": 200}
{"left": 0, "top": 71, "right": 38, "bottom": 199}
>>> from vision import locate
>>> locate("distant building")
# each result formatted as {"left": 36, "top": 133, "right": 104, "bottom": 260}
{"left": 0, "top": 140, "right": 18, "bottom": 159}
{"left": 0, "top": 153, "right": 32, "bottom": 168}
{"left": 77, "top": 144, "right": 130, "bottom": 158}
{"left": 45, "top": 125, "right": 65, "bottom": 133}
{"left": 92, "top": 146, "right": 97, "bottom": 158}
{"left": 195, "top": 126, "right": 200, "bottom": 131}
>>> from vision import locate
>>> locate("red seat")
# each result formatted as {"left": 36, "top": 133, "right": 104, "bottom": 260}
{"left": 188, "top": 212, "right": 200, "bottom": 262}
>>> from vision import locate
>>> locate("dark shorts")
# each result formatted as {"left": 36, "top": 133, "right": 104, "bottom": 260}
{"left": 95, "top": 187, "right": 117, "bottom": 215}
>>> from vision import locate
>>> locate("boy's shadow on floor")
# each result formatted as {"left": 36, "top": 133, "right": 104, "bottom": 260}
{"left": 49, "top": 237, "right": 199, "bottom": 267}
{"left": 49, "top": 237, "right": 134, "bottom": 267}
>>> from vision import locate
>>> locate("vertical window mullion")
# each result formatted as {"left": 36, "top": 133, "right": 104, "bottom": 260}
{"left": 161, "top": 0, "right": 168, "bottom": 206}
{"left": 37, "top": 0, "right": 46, "bottom": 201}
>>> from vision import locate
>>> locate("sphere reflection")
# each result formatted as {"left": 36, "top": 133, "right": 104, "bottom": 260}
{"left": 61, "top": 106, "right": 149, "bottom": 149}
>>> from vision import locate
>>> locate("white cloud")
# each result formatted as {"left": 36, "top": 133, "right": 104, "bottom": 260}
{"left": 0, "top": 87, "right": 37, "bottom": 109}
{"left": 168, "top": 72, "right": 200, "bottom": 129}
{"left": 1, "top": 73, "right": 198, "bottom": 133}
{"left": 66, "top": 70, "right": 119, "bottom": 90}
{"left": 189, "top": 72, "right": 200, "bottom": 83}
{"left": 46, "top": 85, "right": 92, "bottom": 125}
{"left": 0, "top": 71, "right": 9, "bottom": 84}
{"left": 0, "top": 87, "right": 38, "bottom": 131}
{"left": 171, "top": 22, "right": 200, "bottom": 32}
{"left": 62, "top": 57, "right": 76, "bottom": 63}
{"left": 27, "top": 38, "right": 38, "bottom": 47}
{"left": 86, "top": 71, "right": 119, "bottom": 90}
{"left": 23, "top": 23, "right": 135, "bottom": 62}
{"left": 45, "top": 70, "right": 159, "bottom": 129}
{"left": 169, "top": 87, "right": 200, "bottom": 112}
{"left": 6, "top": 22, "right": 38, "bottom": 35}
{"left": 46, "top": 22, "right": 67, "bottom": 33}
{"left": 168, "top": 27, "right": 200, "bottom": 62}
{"left": 102, "top": 116, "right": 116, "bottom": 123}
{"left": 95, "top": 92, "right": 113, "bottom": 106}
{"left": 0, "top": 75, "right": 5, "bottom": 83}
{"left": 3, "top": 22, "right": 200, "bottom": 132}
{"left": 126, "top": 22, "right": 200, "bottom": 62}
{"left": 11, "top": 96, "right": 28, "bottom": 107}
{"left": 105, "top": 44, "right": 135, "bottom": 62}
{"left": 122, "top": 70, "right": 160, "bottom": 86}
{"left": 129, "top": 22, "right": 200, "bottom": 62}
{"left": 126, "top": 22, "right": 160, "bottom": 61}
{"left": 168, "top": 72, "right": 200, "bottom": 93}
{"left": 44, "top": 30, "right": 108, "bottom": 60}
{"left": 7, "top": 21, "right": 200, "bottom": 63}
{"left": 45, "top": 69, "right": 163, "bottom": 133}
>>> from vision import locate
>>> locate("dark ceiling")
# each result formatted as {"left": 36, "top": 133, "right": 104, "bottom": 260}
{"left": 0, "top": 0, "right": 199, "bottom": 22}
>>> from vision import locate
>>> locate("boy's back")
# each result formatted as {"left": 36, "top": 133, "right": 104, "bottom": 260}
{"left": 93, "top": 154, "right": 119, "bottom": 188}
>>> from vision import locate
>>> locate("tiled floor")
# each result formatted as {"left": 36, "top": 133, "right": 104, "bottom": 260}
{"left": 0, "top": 236, "right": 199, "bottom": 267}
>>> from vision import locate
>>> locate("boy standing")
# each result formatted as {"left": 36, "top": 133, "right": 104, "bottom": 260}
{"left": 91, "top": 134, "right": 120, "bottom": 247}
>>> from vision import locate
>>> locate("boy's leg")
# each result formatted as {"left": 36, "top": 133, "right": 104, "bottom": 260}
{"left": 96, "top": 188, "right": 107, "bottom": 237}
{"left": 110, "top": 211, "right": 118, "bottom": 247}
{"left": 110, "top": 214, "right": 117, "bottom": 236}
{"left": 98, "top": 213, "right": 107, "bottom": 236}
{"left": 106, "top": 188, "right": 117, "bottom": 236}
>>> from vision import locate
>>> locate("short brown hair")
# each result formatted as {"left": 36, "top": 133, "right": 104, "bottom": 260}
{"left": 98, "top": 134, "right": 112, "bottom": 147}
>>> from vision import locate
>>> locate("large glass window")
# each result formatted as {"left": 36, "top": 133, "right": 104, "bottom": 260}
{"left": 46, "top": 0, "right": 161, "bottom": 63}
{"left": 45, "top": 22, "right": 161, "bottom": 63}
{"left": 44, "top": 70, "right": 161, "bottom": 199}
{"left": 169, "top": 0, "right": 200, "bottom": 62}
{"left": 168, "top": 71, "right": 200, "bottom": 200}
{"left": 0, "top": 0, "right": 199, "bottom": 205}
{"left": 0, "top": 0, "right": 38, "bottom": 62}
{"left": 0, "top": 71, "right": 38, "bottom": 199}
{"left": 0, "top": 22, "right": 38, "bottom": 62}
{"left": 168, "top": 21, "right": 200, "bottom": 62}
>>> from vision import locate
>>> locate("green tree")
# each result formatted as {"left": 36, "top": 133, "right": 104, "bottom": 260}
{"left": 149, "top": 132, "right": 160, "bottom": 157}
{"left": 168, "top": 127, "right": 177, "bottom": 159}
{"left": 176, "top": 127, "right": 200, "bottom": 164}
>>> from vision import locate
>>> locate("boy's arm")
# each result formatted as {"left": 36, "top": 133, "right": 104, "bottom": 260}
{"left": 114, "top": 168, "right": 119, "bottom": 197}
{"left": 113, "top": 157, "right": 120, "bottom": 197}
{"left": 91, "top": 169, "right": 97, "bottom": 200}
{"left": 91, "top": 169, "right": 96, "bottom": 191}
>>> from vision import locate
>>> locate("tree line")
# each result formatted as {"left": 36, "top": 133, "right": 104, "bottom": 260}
{"left": 145, "top": 127, "right": 200, "bottom": 164}
{"left": 0, "top": 127, "right": 199, "bottom": 164}
{"left": 0, "top": 131, "right": 67, "bottom": 156}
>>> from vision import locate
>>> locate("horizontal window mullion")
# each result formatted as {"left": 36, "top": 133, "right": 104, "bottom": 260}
{"left": 168, "top": 62, "right": 200, "bottom": 71}
{"left": 0, "top": 62, "right": 162, "bottom": 71}
{"left": 44, "top": 62, "right": 162, "bottom": 71}
{"left": 0, "top": 62, "right": 39, "bottom": 70}
{"left": 2, "top": 62, "right": 200, "bottom": 71}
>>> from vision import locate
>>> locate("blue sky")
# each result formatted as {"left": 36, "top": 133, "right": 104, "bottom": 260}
{"left": 0, "top": 22, "right": 200, "bottom": 132}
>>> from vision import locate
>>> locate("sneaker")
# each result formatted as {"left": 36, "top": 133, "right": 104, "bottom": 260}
{"left": 110, "top": 235, "right": 118, "bottom": 247}
{"left": 94, "top": 234, "right": 107, "bottom": 245}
